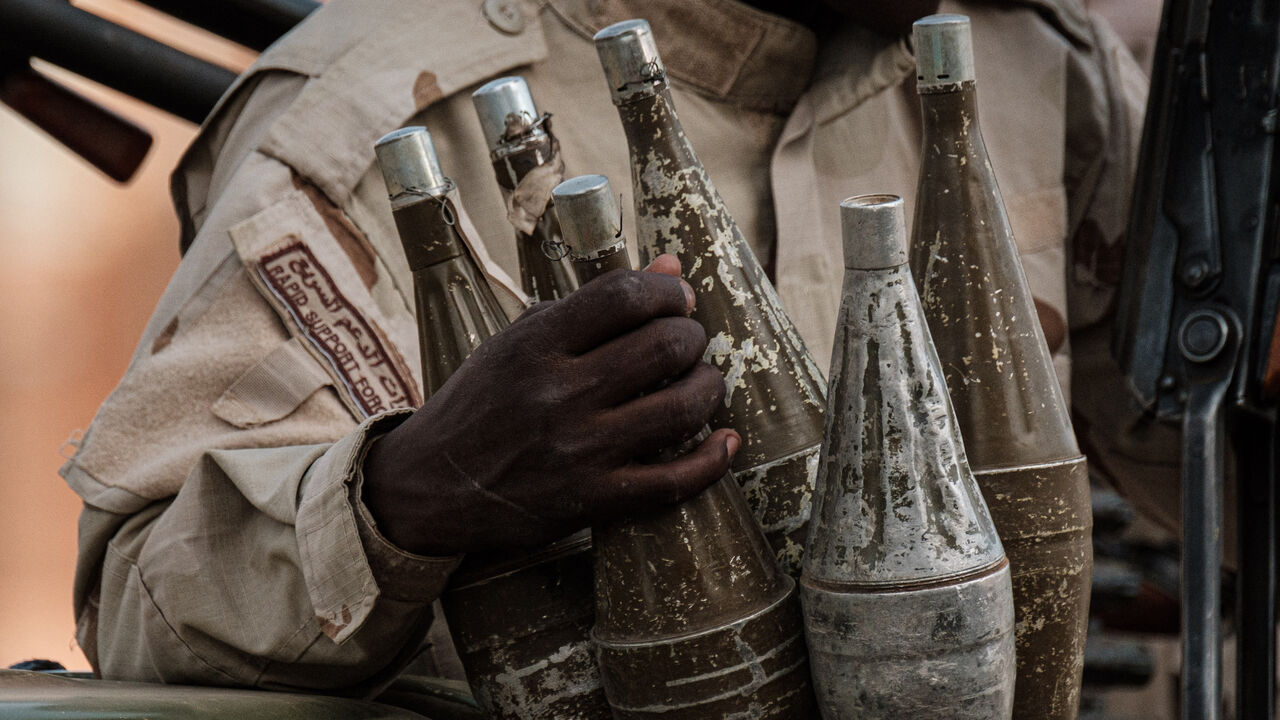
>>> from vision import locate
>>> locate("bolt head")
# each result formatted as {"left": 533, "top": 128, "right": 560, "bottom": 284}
{"left": 1178, "top": 310, "right": 1229, "bottom": 363}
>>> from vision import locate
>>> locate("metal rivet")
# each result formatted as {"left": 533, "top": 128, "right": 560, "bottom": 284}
{"left": 1178, "top": 309, "right": 1229, "bottom": 363}
{"left": 483, "top": 0, "right": 525, "bottom": 35}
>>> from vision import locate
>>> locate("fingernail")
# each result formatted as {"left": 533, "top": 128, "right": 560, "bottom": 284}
{"left": 725, "top": 433, "right": 741, "bottom": 458}
{"left": 681, "top": 279, "right": 695, "bottom": 313}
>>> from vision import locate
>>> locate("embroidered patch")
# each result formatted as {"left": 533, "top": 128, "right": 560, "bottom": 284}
{"left": 255, "top": 239, "right": 418, "bottom": 417}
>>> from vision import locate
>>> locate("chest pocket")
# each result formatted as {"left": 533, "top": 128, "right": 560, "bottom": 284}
{"left": 211, "top": 337, "right": 334, "bottom": 428}
{"left": 228, "top": 189, "right": 424, "bottom": 423}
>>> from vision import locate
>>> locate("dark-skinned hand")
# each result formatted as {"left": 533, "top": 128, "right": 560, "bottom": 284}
{"left": 361, "top": 254, "right": 740, "bottom": 556}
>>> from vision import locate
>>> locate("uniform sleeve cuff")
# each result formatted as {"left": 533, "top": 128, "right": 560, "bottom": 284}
{"left": 296, "top": 409, "right": 443, "bottom": 643}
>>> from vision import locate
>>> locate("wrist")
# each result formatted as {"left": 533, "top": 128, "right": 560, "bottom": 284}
{"left": 360, "top": 427, "right": 464, "bottom": 557}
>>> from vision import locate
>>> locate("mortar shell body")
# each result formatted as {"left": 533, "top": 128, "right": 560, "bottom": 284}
{"left": 801, "top": 562, "right": 1014, "bottom": 718}
{"left": 974, "top": 457, "right": 1092, "bottom": 717}
{"left": 389, "top": 196, "right": 507, "bottom": 398}
{"left": 599, "top": 28, "right": 826, "bottom": 577}
{"left": 909, "top": 16, "right": 1092, "bottom": 717}
{"left": 594, "top": 579, "right": 813, "bottom": 719}
{"left": 442, "top": 533, "right": 610, "bottom": 719}
{"left": 802, "top": 195, "right": 1014, "bottom": 719}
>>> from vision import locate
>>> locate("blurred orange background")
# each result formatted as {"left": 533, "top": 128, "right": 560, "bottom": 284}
{"left": 0, "top": 0, "right": 253, "bottom": 669}
{"left": 0, "top": 0, "right": 1156, "bottom": 674}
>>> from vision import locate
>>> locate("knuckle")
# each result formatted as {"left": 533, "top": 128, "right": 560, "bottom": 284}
{"left": 530, "top": 376, "right": 571, "bottom": 412}
{"left": 652, "top": 318, "right": 704, "bottom": 371}
{"left": 669, "top": 390, "right": 711, "bottom": 434}
{"left": 599, "top": 270, "right": 647, "bottom": 311}
{"left": 651, "top": 327, "right": 688, "bottom": 372}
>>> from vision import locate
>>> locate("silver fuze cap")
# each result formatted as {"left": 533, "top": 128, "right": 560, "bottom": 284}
{"left": 472, "top": 76, "right": 540, "bottom": 150}
{"left": 594, "top": 19, "right": 665, "bottom": 92}
{"left": 913, "top": 14, "right": 975, "bottom": 90}
{"left": 553, "top": 174, "right": 623, "bottom": 260}
{"left": 374, "top": 126, "right": 448, "bottom": 199}
{"left": 840, "top": 194, "right": 909, "bottom": 270}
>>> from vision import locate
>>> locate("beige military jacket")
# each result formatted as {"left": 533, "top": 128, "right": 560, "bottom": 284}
{"left": 61, "top": 0, "right": 1155, "bottom": 694}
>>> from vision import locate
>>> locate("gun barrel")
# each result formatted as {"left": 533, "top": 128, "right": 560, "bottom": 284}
{"left": 133, "top": 0, "right": 318, "bottom": 51}
{"left": 0, "top": 0, "right": 236, "bottom": 124}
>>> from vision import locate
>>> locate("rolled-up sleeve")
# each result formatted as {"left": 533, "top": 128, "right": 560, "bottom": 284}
{"left": 61, "top": 53, "right": 462, "bottom": 691}
{"left": 70, "top": 408, "right": 460, "bottom": 695}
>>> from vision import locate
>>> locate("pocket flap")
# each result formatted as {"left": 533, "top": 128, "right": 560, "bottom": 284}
{"left": 212, "top": 338, "right": 333, "bottom": 428}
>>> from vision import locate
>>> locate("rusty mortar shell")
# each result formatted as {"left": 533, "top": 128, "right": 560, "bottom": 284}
{"left": 593, "top": 455, "right": 815, "bottom": 719}
{"left": 376, "top": 127, "right": 607, "bottom": 719}
{"left": 553, "top": 174, "right": 631, "bottom": 281}
{"left": 594, "top": 19, "right": 828, "bottom": 578}
{"left": 471, "top": 76, "right": 577, "bottom": 302}
{"left": 553, "top": 173, "right": 814, "bottom": 714}
{"left": 801, "top": 195, "right": 1014, "bottom": 719}
{"left": 909, "top": 15, "right": 1092, "bottom": 719}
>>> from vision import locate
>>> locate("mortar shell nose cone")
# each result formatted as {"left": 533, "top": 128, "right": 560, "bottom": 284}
{"left": 840, "top": 194, "right": 909, "bottom": 270}
{"left": 472, "top": 76, "right": 540, "bottom": 150}
{"left": 594, "top": 19, "right": 664, "bottom": 92}
{"left": 374, "top": 126, "right": 448, "bottom": 199}
{"left": 554, "top": 174, "right": 622, "bottom": 260}
{"left": 913, "top": 14, "right": 975, "bottom": 89}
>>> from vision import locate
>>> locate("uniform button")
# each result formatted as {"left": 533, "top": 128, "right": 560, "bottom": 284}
{"left": 484, "top": 0, "right": 526, "bottom": 35}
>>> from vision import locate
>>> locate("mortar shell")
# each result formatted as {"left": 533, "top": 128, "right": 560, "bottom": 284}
{"left": 596, "top": 19, "right": 827, "bottom": 577}
{"left": 801, "top": 194, "right": 1014, "bottom": 718}
{"left": 471, "top": 78, "right": 576, "bottom": 303}
{"left": 377, "top": 131, "right": 602, "bottom": 717}
{"left": 910, "top": 17, "right": 1092, "bottom": 716}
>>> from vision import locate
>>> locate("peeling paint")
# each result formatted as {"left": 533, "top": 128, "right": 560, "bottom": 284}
{"left": 616, "top": 78, "right": 827, "bottom": 578}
